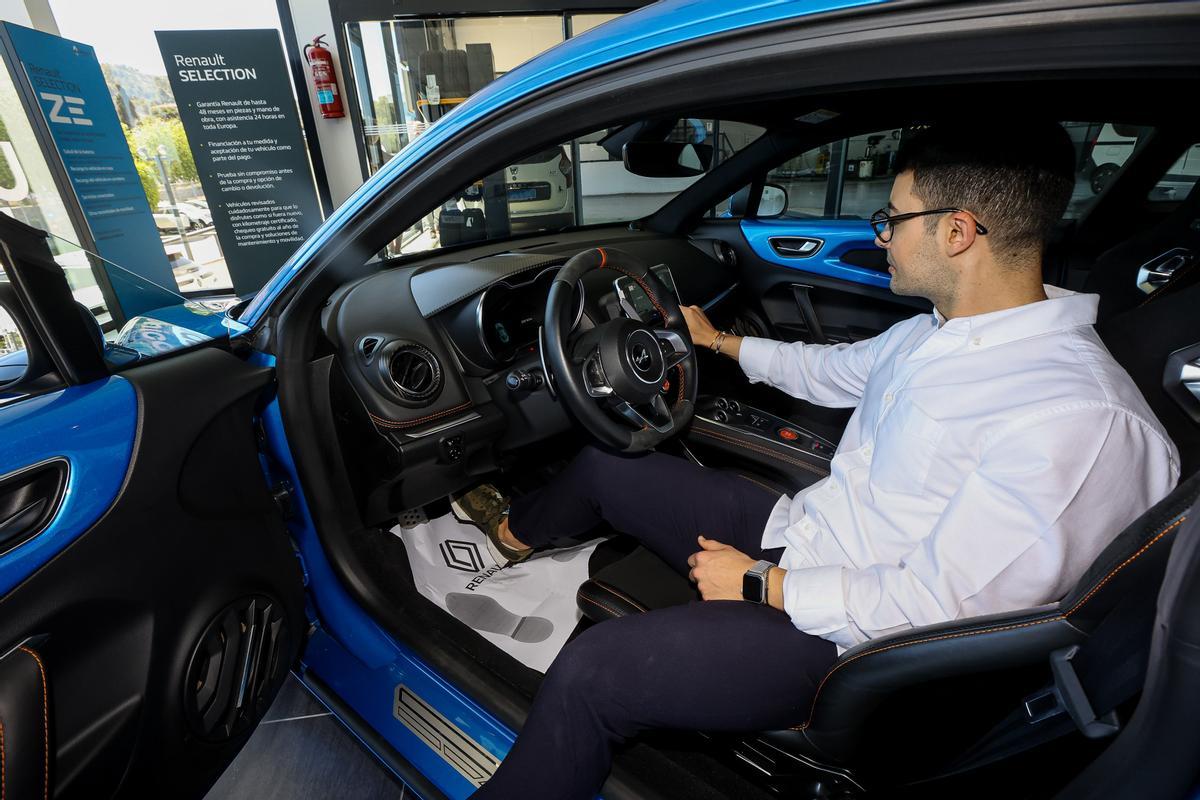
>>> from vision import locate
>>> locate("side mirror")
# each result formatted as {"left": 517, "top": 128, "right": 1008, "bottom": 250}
{"left": 622, "top": 142, "right": 714, "bottom": 178}
{"left": 757, "top": 183, "right": 789, "bottom": 218}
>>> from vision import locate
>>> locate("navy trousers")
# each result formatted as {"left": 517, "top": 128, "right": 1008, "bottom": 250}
{"left": 470, "top": 447, "right": 839, "bottom": 800}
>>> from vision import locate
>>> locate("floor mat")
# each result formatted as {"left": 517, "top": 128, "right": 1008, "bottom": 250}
{"left": 392, "top": 513, "right": 601, "bottom": 673}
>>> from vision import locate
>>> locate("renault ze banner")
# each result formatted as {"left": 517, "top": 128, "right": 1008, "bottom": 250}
{"left": 2, "top": 22, "right": 178, "bottom": 319}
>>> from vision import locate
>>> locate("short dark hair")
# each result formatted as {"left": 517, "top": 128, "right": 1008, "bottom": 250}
{"left": 893, "top": 121, "right": 1076, "bottom": 262}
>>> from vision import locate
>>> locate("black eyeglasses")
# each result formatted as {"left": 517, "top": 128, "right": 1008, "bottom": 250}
{"left": 869, "top": 207, "right": 988, "bottom": 243}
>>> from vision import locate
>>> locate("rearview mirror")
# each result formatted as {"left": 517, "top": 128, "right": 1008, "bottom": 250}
{"left": 623, "top": 142, "right": 714, "bottom": 178}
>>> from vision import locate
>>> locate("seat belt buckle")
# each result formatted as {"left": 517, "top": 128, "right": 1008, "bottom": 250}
{"left": 1048, "top": 645, "right": 1122, "bottom": 739}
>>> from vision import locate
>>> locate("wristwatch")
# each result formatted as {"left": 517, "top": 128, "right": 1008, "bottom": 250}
{"left": 742, "top": 560, "right": 774, "bottom": 604}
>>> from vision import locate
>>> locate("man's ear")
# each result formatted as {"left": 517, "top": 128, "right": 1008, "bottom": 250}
{"left": 944, "top": 211, "right": 980, "bottom": 257}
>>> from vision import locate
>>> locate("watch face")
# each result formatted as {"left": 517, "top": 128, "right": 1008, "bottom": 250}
{"left": 742, "top": 570, "right": 765, "bottom": 603}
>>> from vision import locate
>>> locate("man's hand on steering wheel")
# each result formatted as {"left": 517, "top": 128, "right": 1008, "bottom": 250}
{"left": 681, "top": 305, "right": 719, "bottom": 350}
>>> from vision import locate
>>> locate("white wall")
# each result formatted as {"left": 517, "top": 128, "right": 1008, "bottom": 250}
{"left": 285, "top": 0, "right": 364, "bottom": 208}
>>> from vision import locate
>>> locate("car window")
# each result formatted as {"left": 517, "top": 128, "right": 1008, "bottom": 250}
{"left": 1148, "top": 141, "right": 1200, "bottom": 203}
{"left": 726, "top": 121, "right": 1157, "bottom": 223}
{"left": 0, "top": 298, "right": 26, "bottom": 389}
{"left": 1063, "top": 122, "right": 1153, "bottom": 217}
{"left": 390, "top": 119, "right": 764, "bottom": 256}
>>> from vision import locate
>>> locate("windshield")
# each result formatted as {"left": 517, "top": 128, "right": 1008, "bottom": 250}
{"left": 388, "top": 119, "right": 764, "bottom": 257}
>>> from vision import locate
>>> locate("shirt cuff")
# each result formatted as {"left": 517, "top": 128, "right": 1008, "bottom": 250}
{"left": 737, "top": 336, "right": 780, "bottom": 385}
{"left": 780, "top": 564, "right": 849, "bottom": 639}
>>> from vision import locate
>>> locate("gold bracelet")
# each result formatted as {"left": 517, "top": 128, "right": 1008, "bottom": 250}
{"left": 712, "top": 331, "right": 727, "bottom": 355}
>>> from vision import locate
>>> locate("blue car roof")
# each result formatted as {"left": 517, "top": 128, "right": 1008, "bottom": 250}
{"left": 241, "top": 0, "right": 888, "bottom": 327}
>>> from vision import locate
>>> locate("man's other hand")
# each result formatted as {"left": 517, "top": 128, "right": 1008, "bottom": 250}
{"left": 681, "top": 305, "right": 718, "bottom": 349}
{"left": 687, "top": 535, "right": 756, "bottom": 601}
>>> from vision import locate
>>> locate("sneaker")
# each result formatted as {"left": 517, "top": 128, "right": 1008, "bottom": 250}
{"left": 450, "top": 484, "right": 532, "bottom": 567}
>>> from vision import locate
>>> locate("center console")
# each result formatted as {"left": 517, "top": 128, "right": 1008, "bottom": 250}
{"left": 694, "top": 396, "right": 837, "bottom": 461}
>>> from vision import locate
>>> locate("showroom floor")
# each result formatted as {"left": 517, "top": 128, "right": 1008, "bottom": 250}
{"left": 204, "top": 673, "right": 408, "bottom": 799}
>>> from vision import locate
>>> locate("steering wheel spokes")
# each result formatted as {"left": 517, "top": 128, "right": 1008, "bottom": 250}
{"left": 582, "top": 346, "right": 614, "bottom": 398}
{"left": 613, "top": 394, "right": 675, "bottom": 434}
{"left": 653, "top": 329, "right": 691, "bottom": 370}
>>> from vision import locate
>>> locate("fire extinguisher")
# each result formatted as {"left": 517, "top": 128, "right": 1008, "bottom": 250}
{"left": 304, "top": 35, "right": 345, "bottom": 119}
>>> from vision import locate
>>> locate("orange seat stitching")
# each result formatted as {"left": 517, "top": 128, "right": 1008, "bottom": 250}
{"left": 590, "top": 580, "right": 649, "bottom": 613}
{"left": 368, "top": 400, "right": 473, "bottom": 429}
{"left": 577, "top": 591, "right": 626, "bottom": 620}
{"left": 794, "top": 513, "right": 1187, "bottom": 731}
{"left": 1062, "top": 516, "right": 1185, "bottom": 615}
{"left": 18, "top": 647, "right": 47, "bottom": 800}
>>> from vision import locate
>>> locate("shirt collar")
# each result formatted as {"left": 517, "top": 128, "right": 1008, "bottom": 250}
{"left": 929, "top": 285, "right": 1099, "bottom": 349}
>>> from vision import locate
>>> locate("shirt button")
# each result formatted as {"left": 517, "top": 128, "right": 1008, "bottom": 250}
{"left": 862, "top": 443, "right": 874, "bottom": 460}
{"left": 971, "top": 337, "right": 982, "bottom": 346}
{"left": 884, "top": 392, "right": 894, "bottom": 403}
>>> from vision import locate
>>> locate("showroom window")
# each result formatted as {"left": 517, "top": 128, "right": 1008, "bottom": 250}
{"left": 345, "top": 16, "right": 567, "bottom": 177}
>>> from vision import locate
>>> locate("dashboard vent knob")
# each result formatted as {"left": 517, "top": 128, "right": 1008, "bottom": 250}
{"left": 385, "top": 343, "right": 443, "bottom": 405}
{"left": 359, "top": 336, "right": 381, "bottom": 360}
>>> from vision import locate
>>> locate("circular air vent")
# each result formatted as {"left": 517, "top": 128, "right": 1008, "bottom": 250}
{"left": 383, "top": 342, "right": 443, "bottom": 405}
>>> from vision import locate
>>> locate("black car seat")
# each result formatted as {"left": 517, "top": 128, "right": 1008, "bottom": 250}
{"left": 576, "top": 275, "right": 1200, "bottom": 792}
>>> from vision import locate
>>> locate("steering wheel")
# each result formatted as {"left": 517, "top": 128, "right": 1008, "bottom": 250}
{"left": 543, "top": 247, "right": 697, "bottom": 452}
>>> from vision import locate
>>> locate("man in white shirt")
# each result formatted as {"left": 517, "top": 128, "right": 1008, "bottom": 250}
{"left": 468, "top": 122, "right": 1180, "bottom": 800}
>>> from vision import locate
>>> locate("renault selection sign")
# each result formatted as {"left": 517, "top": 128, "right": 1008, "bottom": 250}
{"left": 156, "top": 29, "right": 322, "bottom": 295}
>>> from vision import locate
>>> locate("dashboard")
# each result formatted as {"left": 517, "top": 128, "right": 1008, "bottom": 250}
{"left": 321, "top": 228, "right": 736, "bottom": 436}
{"left": 317, "top": 227, "right": 739, "bottom": 516}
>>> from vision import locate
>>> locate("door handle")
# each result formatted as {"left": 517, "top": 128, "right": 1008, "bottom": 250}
{"left": 769, "top": 236, "right": 824, "bottom": 258}
{"left": 0, "top": 459, "right": 68, "bottom": 554}
{"left": 1136, "top": 247, "right": 1194, "bottom": 295}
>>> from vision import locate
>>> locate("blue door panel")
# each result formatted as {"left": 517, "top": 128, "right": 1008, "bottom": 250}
{"left": 741, "top": 218, "right": 891, "bottom": 288}
{"left": 0, "top": 377, "right": 137, "bottom": 597}
{"left": 255, "top": 378, "right": 516, "bottom": 800}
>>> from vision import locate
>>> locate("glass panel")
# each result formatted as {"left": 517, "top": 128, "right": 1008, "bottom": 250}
{"left": 1062, "top": 122, "right": 1152, "bottom": 219}
{"left": 570, "top": 13, "right": 622, "bottom": 36}
{"left": 345, "top": 16, "right": 566, "bottom": 178}
{"left": 838, "top": 128, "right": 905, "bottom": 219}
{"left": 764, "top": 144, "right": 831, "bottom": 218}
{"left": 1148, "top": 141, "right": 1200, "bottom": 203}
{"left": 0, "top": 303, "right": 24, "bottom": 355}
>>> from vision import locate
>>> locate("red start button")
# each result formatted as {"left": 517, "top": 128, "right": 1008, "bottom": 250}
{"left": 662, "top": 379, "right": 671, "bottom": 392}
{"left": 778, "top": 427, "right": 799, "bottom": 441}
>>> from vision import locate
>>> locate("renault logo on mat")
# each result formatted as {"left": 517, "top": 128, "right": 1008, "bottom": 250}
{"left": 440, "top": 540, "right": 486, "bottom": 573}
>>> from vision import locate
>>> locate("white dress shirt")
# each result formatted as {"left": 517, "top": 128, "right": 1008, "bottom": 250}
{"left": 738, "top": 286, "right": 1180, "bottom": 652}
